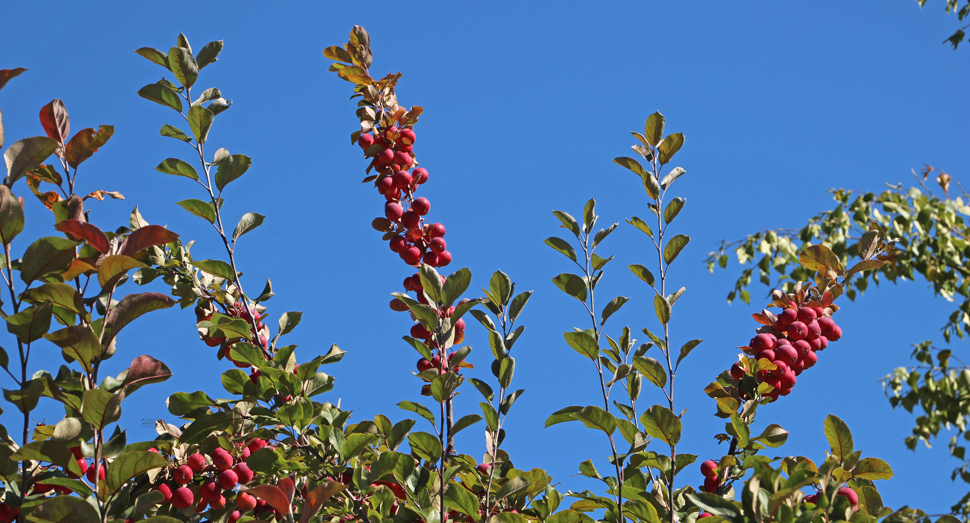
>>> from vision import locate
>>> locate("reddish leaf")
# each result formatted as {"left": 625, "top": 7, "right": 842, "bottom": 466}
{"left": 119, "top": 225, "right": 179, "bottom": 257}
{"left": 0, "top": 68, "right": 27, "bottom": 92}
{"left": 55, "top": 219, "right": 109, "bottom": 254}
{"left": 103, "top": 292, "right": 175, "bottom": 347}
{"left": 39, "top": 99, "right": 70, "bottom": 145}
{"left": 122, "top": 355, "right": 172, "bottom": 397}
{"left": 244, "top": 485, "right": 291, "bottom": 517}
{"left": 64, "top": 125, "right": 114, "bottom": 169}
{"left": 278, "top": 475, "right": 296, "bottom": 504}
{"left": 299, "top": 482, "right": 346, "bottom": 523}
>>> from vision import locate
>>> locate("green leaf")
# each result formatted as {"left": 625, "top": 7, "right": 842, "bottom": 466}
{"left": 613, "top": 157, "right": 646, "bottom": 176}
{"left": 684, "top": 492, "right": 740, "bottom": 519}
{"left": 0, "top": 185, "right": 24, "bottom": 245}
{"left": 175, "top": 198, "right": 216, "bottom": 223}
{"left": 451, "top": 414, "right": 482, "bottom": 437}
{"left": 499, "top": 357, "right": 515, "bottom": 389}
{"left": 509, "top": 291, "right": 532, "bottom": 324}
{"left": 398, "top": 400, "right": 435, "bottom": 426}
{"left": 852, "top": 457, "right": 893, "bottom": 480}
{"left": 193, "top": 259, "right": 236, "bottom": 279}
{"left": 168, "top": 46, "right": 199, "bottom": 88}
{"left": 441, "top": 267, "right": 471, "bottom": 308}
{"left": 601, "top": 296, "right": 629, "bottom": 325}
{"left": 160, "top": 124, "right": 191, "bottom": 142}
{"left": 106, "top": 450, "right": 169, "bottom": 494}
{"left": 24, "top": 282, "right": 85, "bottom": 314}
{"left": 552, "top": 210, "right": 581, "bottom": 238}
{"left": 137, "top": 81, "right": 183, "bottom": 112}
{"left": 408, "top": 431, "right": 441, "bottom": 462}
{"left": 481, "top": 402, "right": 498, "bottom": 431}
{"left": 658, "top": 132, "right": 685, "bottom": 164}
{"left": 6, "top": 302, "right": 53, "bottom": 344}
{"left": 564, "top": 330, "right": 598, "bottom": 360}
{"left": 97, "top": 255, "right": 148, "bottom": 288}
{"left": 663, "top": 234, "right": 690, "bottom": 264}
{"left": 167, "top": 391, "right": 216, "bottom": 416}
{"left": 629, "top": 264, "right": 655, "bottom": 286}
{"left": 676, "top": 339, "right": 703, "bottom": 366}
{"left": 824, "top": 414, "right": 853, "bottom": 462}
{"left": 103, "top": 292, "right": 176, "bottom": 346}
{"left": 495, "top": 476, "right": 531, "bottom": 501}
{"left": 196, "top": 40, "right": 224, "bottom": 69}
{"left": 583, "top": 199, "right": 597, "bottom": 232}
{"left": 30, "top": 495, "right": 100, "bottom": 523}
{"left": 419, "top": 264, "right": 444, "bottom": 305}
{"left": 545, "top": 405, "right": 583, "bottom": 427}
{"left": 641, "top": 171, "right": 661, "bottom": 200}
{"left": 634, "top": 356, "right": 666, "bottom": 389}
{"left": 134, "top": 47, "right": 170, "bottom": 69}
{"left": 592, "top": 223, "right": 617, "bottom": 248}
{"left": 233, "top": 212, "right": 265, "bottom": 242}
{"left": 660, "top": 166, "right": 686, "bottom": 189}
{"left": 214, "top": 153, "right": 252, "bottom": 192}
{"left": 552, "top": 273, "right": 587, "bottom": 302}
{"left": 727, "top": 414, "right": 750, "bottom": 448}
{"left": 155, "top": 158, "right": 198, "bottom": 180}
{"left": 654, "top": 295, "right": 671, "bottom": 324}
{"left": 639, "top": 405, "right": 681, "bottom": 445}
{"left": 489, "top": 270, "right": 512, "bottom": 305}
{"left": 445, "top": 481, "right": 480, "bottom": 517}
{"left": 545, "top": 237, "right": 577, "bottom": 262}
{"left": 4, "top": 378, "right": 45, "bottom": 414}
{"left": 188, "top": 105, "right": 214, "bottom": 144}
{"left": 82, "top": 388, "right": 122, "bottom": 429}
{"left": 644, "top": 112, "right": 664, "bottom": 146}
{"left": 43, "top": 324, "right": 99, "bottom": 374}
{"left": 663, "top": 197, "right": 685, "bottom": 224}
{"left": 799, "top": 245, "right": 843, "bottom": 271}
{"left": 573, "top": 405, "right": 616, "bottom": 435}
{"left": 3, "top": 136, "right": 58, "bottom": 185}
{"left": 858, "top": 229, "right": 880, "bottom": 260}
{"left": 753, "top": 423, "right": 789, "bottom": 448}
{"left": 627, "top": 216, "right": 654, "bottom": 238}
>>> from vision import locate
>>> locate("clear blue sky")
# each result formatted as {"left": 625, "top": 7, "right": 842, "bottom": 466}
{"left": 1, "top": 0, "right": 968, "bottom": 515}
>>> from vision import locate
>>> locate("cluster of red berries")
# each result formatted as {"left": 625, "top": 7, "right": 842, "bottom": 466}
{"left": 699, "top": 459, "right": 721, "bottom": 494}
{"left": 804, "top": 487, "right": 858, "bottom": 508}
{"left": 151, "top": 439, "right": 266, "bottom": 518}
{"left": 730, "top": 303, "right": 843, "bottom": 402}
{"left": 28, "top": 445, "right": 108, "bottom": 500}
{"left": 197, "top": 301, "right": 269, "bottom": 365}
{"left": 359, "top": 126, "right": 452, "bottom": 269}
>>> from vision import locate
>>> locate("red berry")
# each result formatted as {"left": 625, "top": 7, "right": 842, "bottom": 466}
{"left": 703, "top": 475, "right": 720, "bottom": 493}
{"left": 219, "top": 469, "right": 239, "bottom": 490}
{"left": 174, "top": 464, "right": 194, "bottom": 484}
{"left": 476, "top": 463, "right": 492, "bottom": 475}
{"left": 392, "top": 170, "right": 412, "bottom": 189}
{"left": 817, "top": 316, "right": 836, "bottom": 336}
{"left": 228, "top": 510, "right": 242, "bottom": 523}
{"left": 429, "top": 237, "right": 446, "bottom": 254}
{"left": 792, "top": 340, "right": 812, "bottom": 357}
{"left": 787, "top": 321, "right": 808, "bottom": 341}
{"left": 385, "top": 202, "right": 404, "bottom": 221}
{"left": 410, "top": 323, "right": 430, "bottom": 339}
{"left": 770, "top": 360, "right": 789, "bottom": 379}
{"left": 803, "top": 493, "right": 819, "bottom": 505}
{"left": 401, "top": 210, "right": 421, "bottom": 229}
{"left": 750, "top": 333, "right": 774, "bottom": 352}
{"left": 437, "top": 250, "right": 452, "bottom": 266}
{"left": 358, "top": 133, "right": 375, "bottom": 150}
{"left": 376, "top": 176, "right": 394, "bottom": 194}
{"left": 422, "top": 251, "right": 439, "bottom": 266}
{"left": 195, "top": 496, "right": 208, "bottom": 513}
{"left": 781, "top": 370, "right": 797, "bottom": 389}
{"left": 376, "top": 148, "right": 394, "bottom": 165}
{"left": 698, "top": 513, "right": 713, "bottom": 519}
{"left": 393, "top": 151, "right": 413, "bottom": 167}
{"left": 75, "top": 458, "right": 89, "bottom": 478}
{"left": 827, "top": 324, "right": 843, "bottom": 342}
{"left": 805, "top": 321, "right": 821, "bottom": 340}
{"left": 817, "top": 335, "right": 829, "bottom": 350}
{"left": 756, "top": 349, "right": 776, "bottom": 362}
{"left": 775, "top": 345, "right": 798, "bottom": 365}
{"left": 70, "top": 446, "right": 84, "bottom": 459}
{"left": 730, "top": 362, "right": 744, "bottom": 379}
{"left": 155, "top": 483, "right": 173, "bottom": 503}
{"left": 247, "top": 439, "right": 267, "bottom": 455}
{"left": 427, "top": 222, "right": 445, "bottom": 238}
{"left": 210, "top": 495, "right": 227, "bottom": 510}
{"left": 412, "top": 197, "right": 431, "bottom": 216}
{"left": 837, "top": 487, "right": 859, "bottom": 507}
{"left": 398, "top": 128, "right": 416, "bottom": 145}
{"left": 796, "top": 307, "right": 817, "bottom": 324}
{"left": 412, "top": 167, "right": 429, "bottom": 185}
{"left": 187, "top": 453, "right": 207, "bottom": 472}
{"left": 401, "top": 246, "right": 422, "bottom": 265}
{"left": 172, "top": 487, "right": 195, "bottom": 510}
{"left": 776, "top": 308, "right": 797, "bottom": 327}
{"left": 801, "top": 350, "right": 818, "bottom": 368}
{"left": 417, "top": 358, "right": 433, "bottom": 372}
{"left": 201, "top": 481, "right": 221, "bottom": 502}
{"left": 389, "top": 235, "right": 407, "bottom": 253}
{"left": 700, "top": 460, "right": 718, "bottom": 478}
{"left": 237, "top": 492, "right": 257, "bottom": 512}
{"left": 212, "top": 450, "right": 234, "bottom": 471}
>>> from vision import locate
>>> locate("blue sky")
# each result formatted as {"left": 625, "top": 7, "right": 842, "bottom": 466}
{"left": 1, "top": 0, "right": 968, "bottom": 515}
